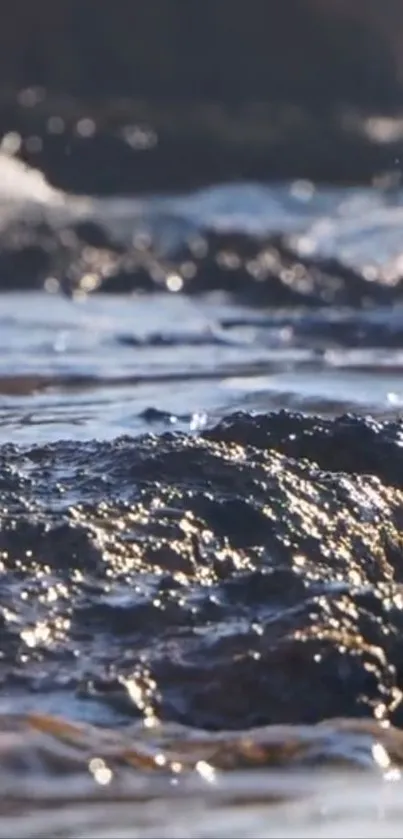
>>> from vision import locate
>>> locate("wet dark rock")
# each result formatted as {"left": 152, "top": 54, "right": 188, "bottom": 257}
{"left": 1, "top": 411, "right": 403, "bottom": 729}
{"left": 0, "top": 220, "right": 54, "bottom": 291}
{"left": 2, "top": 219, "right": 403, "bottom": 307}
{"left": 176, "top": 231, "right": 395, "bottom": 307}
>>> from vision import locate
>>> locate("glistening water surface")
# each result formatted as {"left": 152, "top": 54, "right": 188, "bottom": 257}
{"left": 4, "top": 292, "right": 403, "bottom": 445}
{"left": 3, "top": 155, "right": 403, "bottom": 836}
{"left": 4, "top": 157, "right": 403, "bottom": 443}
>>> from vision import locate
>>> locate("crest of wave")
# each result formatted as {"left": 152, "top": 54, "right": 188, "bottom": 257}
{"left": 0, "top": 152, "right": 91, "bottom": 228}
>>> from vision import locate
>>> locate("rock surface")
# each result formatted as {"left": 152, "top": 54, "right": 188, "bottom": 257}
{"left": 1, "top": 412, "right": 403, "bottom": 730}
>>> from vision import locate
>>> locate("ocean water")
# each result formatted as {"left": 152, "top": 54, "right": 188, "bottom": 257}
{"left": 2, "top": 154, "right": 403, "bottom": 835}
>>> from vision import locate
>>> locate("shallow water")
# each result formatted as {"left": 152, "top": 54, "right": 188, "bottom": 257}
{"left": 4, "top": 292, "right": 403, "bottom": 445}
{"left": 3, "top": 154, "right": 403, "bottom": 834}
{"left": 3, "top": 155, "right": 403, "bottom": 442}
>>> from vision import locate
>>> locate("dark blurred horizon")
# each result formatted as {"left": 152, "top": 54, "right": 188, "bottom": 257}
{"left": 1, "top": 1, "right": 403, "bottom": 192}
{"left": 0, "top": 0, "right": 401, "bottom": 107}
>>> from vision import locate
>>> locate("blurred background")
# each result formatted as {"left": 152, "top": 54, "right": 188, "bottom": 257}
{"left": 2, "top": 0, "right": 403, "bottom": 193}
